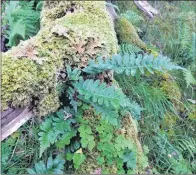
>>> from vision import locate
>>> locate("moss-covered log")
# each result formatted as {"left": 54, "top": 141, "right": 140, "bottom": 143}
{"left": 2, "top": 1, "right": 118, "bottom": 116}
{"left": 1, "top": 2, "right": 147, "bottom": 173}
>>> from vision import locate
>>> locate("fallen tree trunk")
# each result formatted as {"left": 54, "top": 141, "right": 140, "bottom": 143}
{"left": 1, "top": 2, "right": 147, "bottom": 173}
{"left": 134, "top": 1, "right": 158, "bottom": 18}
{"left": 1, "top": 1, "right": 118, "bottom": 140}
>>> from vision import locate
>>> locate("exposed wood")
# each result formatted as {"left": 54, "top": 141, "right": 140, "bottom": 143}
{"left": 1, "top": 107, "right": 26, "bottom": 127}
{"left": 134, "top": 1, "right": 158, "bottom": 18}
{"left": 106, "top": 1, "right": 119, "bottom": 22}
{"left": 1, "top": 107, "right": 34, "bottom": 141}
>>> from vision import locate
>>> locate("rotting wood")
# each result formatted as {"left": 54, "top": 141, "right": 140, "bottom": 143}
{"left": 134, "top": 1, "right": 158, "bottom": 18}
{"left": 1, "top": 107, "right": 33, "bottom": 141}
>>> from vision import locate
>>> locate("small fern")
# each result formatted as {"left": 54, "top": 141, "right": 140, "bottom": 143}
{"left": 92, "top": 103, "right": 119, "bottom": 126}
{"left": 178, "top": 24, "right": 191, "bottom": 51}
{"left": 66, "top": 66, "right": 81, "bottom": 81}
{"left": 177, "top": 137, "right": 196, "bottom": 159}
{"left": 183, "top": 69, "right": 196, "bottom": 87}
{"left": 27, "top": 155, "right": 65, "bottom": 174}
{"left": 120, "top": 10, "right": 144, "bottom": 26}
{"left": 3, "top": 0, "right": 42, "bottom": 47}
{"left": 73, "top": 78, "right": 127, "bottom": 109}
{"left": 83, "top": 53, "right": 183, "bottom": 75}
{"left": 119, "top": 43, "right": 142, "bottom": 55}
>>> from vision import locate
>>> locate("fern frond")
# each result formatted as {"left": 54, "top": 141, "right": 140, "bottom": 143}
{"left": 190, "top": 32, "right": 196, "bottom": 61}
{"left": 83, "top": 53, "right": 184, "bottom": 76}
{"left": 119, "top": 43, "right": 142, "bottom": 55}
{"left": 66, "top": 66, "right": 81, "bottom": 81}
{"left": 177, "top": 137, "right": 196, "bottom": 159}
{"left": 92, "top": 103, "right": 119, "bottom": 126}
{"left": 3, "top": 0, "right": 41, "bottom": 47}
{"left": 183, "top": 69, "right": 196, "bottom": 87}
{"left": 180, "top": 24, "right": 191, "bottom": 51}
{"left": 67, "top": 87, "right": 79, "bottom": 112}
{"left": 73, "top": 79, "right": 127, "bottom": 109}
{"left": 27, "top": 155, "right": 65, "bottom": 174}
{"left": 120, "top": 10, "right": 144, "bottom": 26}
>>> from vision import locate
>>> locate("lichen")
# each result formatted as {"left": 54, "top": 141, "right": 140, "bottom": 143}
{"left": 115, "top": 17, "right": 146, "bottom": 50}
{"left": 2, "top": 1, "right": 118, "bottom": 116}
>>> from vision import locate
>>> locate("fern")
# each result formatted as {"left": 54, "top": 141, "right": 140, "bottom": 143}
{"left": 179, "top": 24, "right": 191, "bottom": 51}
{"left": 72, "top": 78, "right": 142, "bottom": 122}
{"left": 120, "top": 10, "right": 144, "bottom": 26}
{"left": 177, "top": 137, "right": 196, "bottom": 159}
{"left": 73, "top": 78, "right": 128, "bottom": 109}
{"left": 83, "top": 53, "right": 184, "bottom": 75}
{"left": 3, "top": 0, "right": 42, "bottom": 47}
{"left": 92, "top": 103, "right": 119, "bottom": 126}
{"left": 66, "top": 66, "right": 81, "bottom": 81}
{"left": 183, "top": 69, "right": 196, "bottom": 87}
{"left": 67, "top": 87, "right": 79, "bottom": 112}
{"left": 190, "top": 32, "right": 196, "bottom": 61}
{"left": 119, "top": 43, "right": 142, "bottom": 55}
{"left": 27, "top": 155, "right": 65, "bottom": 174}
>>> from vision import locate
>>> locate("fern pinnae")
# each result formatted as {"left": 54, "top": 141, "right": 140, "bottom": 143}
{"left": 73, "top": 78, "right": 126, "bottom": 109}
{"left": 120, "top": 43, "right": 142, "bottom": 55}
{"left": 83, "top": 53, "right": 184, "bottom": 75}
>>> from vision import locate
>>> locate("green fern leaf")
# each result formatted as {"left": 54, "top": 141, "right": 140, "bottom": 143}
{"left": 177, "top": 137, "right": 196, "bottom": 159}
{"left": 120, "top": 10, "right": 144, "bottom": 26}
{"left": 92, "top": 103, "right": 119, "bottom": 126}
{"left": 83, "top": 53, "right": 184, "bottom": 75}
{"left": 183, "top": 69, "right": 196, "bottom": 87}
{"left": 66, "top": 66, "right": 81, "bottom": 81}
{"left": 120, "top": 43, "right": 142, "bottom": 55}
{"left": 27, "top": 155, "right": 65, "bottom": 174}
{"left": 74, "top": 78, "right": 127, "bottom": 109}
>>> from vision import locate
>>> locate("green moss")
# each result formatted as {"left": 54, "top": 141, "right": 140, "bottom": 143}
{"left": 2, "top": 1, "right": 118, "bottom": 116}
{"left": 188, "top": 105, "right": 196, "bottom": 121}
{"left": 115, "top": 17, "right": 146, "bottom": 50}
{"left": 36, "top": 91, "right": 60, "bottom": 117}
{"left": 162, "top": 112, "right": 179, "bottom": 138}
{"left": 2, "top": 52, "right": 38, "bottom": 110}
{"left": 159, "top": 80, "right": 182, "bottom": 109}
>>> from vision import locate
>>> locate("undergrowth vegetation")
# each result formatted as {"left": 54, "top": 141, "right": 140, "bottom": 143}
{"left": 1, "top": 0, "right": 196, "bottom": 174}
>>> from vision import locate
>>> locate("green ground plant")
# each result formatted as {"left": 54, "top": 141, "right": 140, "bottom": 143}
{"left": 2, "top": 0, "right": 43, "bottom": 48}
{"left": 1, "top": 1, "right": 195, "bottom": 174}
